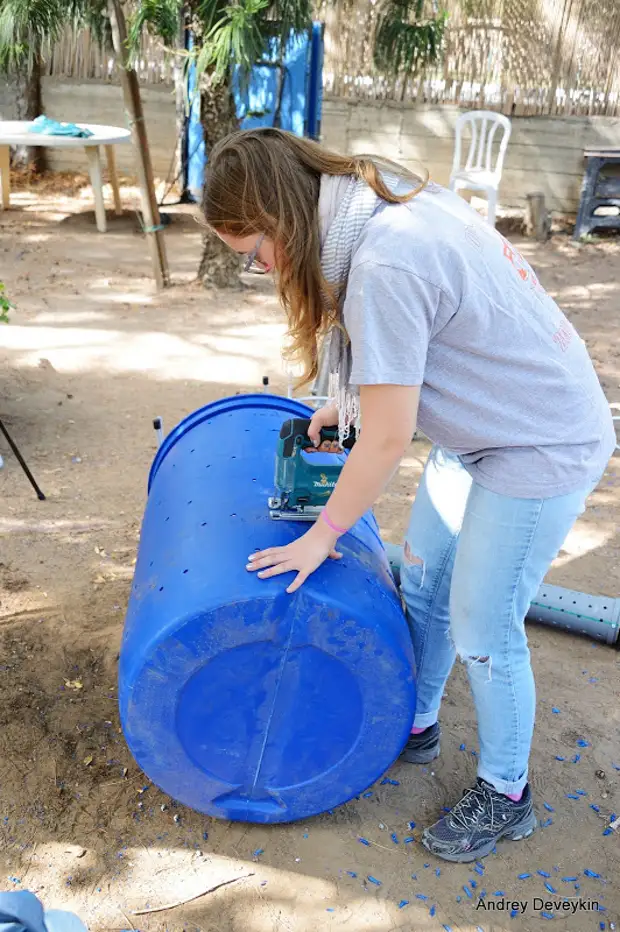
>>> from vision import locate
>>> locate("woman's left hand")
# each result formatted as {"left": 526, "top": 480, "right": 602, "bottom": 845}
{"left": 247, "top": 523, "right": 342, "bottom": 594}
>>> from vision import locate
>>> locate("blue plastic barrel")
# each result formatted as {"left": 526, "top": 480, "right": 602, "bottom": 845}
{"left": 119, "top": 393, "right": 415, "bottom": 823}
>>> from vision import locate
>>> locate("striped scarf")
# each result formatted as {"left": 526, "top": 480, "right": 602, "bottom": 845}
{"left": 319, "top": 171, "right": 402, "bottom": 445}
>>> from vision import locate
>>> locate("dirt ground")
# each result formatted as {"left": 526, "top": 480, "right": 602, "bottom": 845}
{"left": 0, "top": 173, "right": 619, "bottom": 932}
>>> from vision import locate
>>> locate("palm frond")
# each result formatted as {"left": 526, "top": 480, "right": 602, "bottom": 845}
{"left": 373, "top": 0, "right": 447, "bottom": 77}
{"left": 194, "top": 0, "right": 269, "bottom": 82}
{"left": 260, "top": 0, "right": 312, "bottom": 46}
{"left": 0, "top": 0, "right": 103, "bottom": 71}
{"left": 128, "top": 0, "right": 182, "bottom": 54}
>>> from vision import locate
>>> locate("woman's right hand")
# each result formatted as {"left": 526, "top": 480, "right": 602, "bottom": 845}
{"left": 307, "top": 402, "right": 341, "bottom": 452}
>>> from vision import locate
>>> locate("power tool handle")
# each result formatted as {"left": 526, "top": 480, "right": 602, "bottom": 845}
{"left": 280, "top": 418, "right": 357, "bottom": 457}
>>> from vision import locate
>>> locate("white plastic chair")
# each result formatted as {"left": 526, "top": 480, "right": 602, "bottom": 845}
{"left": 449, "top": 110, "right": 512, "bottom": 227}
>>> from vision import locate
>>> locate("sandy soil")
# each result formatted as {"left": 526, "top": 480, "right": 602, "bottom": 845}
{"left": 0, "top": 173, "right": 619, "bottom": 932}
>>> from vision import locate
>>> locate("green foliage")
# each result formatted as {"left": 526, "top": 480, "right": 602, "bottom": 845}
{"left": 0, "top": 0, "right": 108, "bottom": 72}
{"left": 127, "top": 0, "right": 313, "bottom": 86}
{"left": 195, "top": 0, "right": 269, "bottom": 82}
{"left": 128, "top": 0, "right": 181, "bottom": 51}
{"left": 0, "top": 283, "right": 12, "bottom": 324}
{"left": 373, "top": 0, "right": 448, "bottom": 78}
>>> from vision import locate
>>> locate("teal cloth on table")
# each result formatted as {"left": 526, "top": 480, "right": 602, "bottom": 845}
{"left": 29, "top": 116, "right": 93, "bottom": 139}
{"left": 0, "top": 891, "right": 88, "bottom": 932}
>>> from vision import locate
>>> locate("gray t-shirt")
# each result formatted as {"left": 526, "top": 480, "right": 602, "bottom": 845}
{"left": 343, "top": 182, "right": 615, "bottom": 498}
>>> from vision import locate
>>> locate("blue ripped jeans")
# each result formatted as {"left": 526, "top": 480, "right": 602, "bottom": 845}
{"left": 400, "top": 446, "right": 598, "bottom": 796}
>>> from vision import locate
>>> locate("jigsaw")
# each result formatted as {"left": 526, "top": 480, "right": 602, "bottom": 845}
{"left": 268, "top": 417, "right": 357, "bottom": 521}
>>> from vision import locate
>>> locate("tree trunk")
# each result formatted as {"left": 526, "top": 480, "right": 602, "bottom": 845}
{"left": 197, "top": 72, "right": 242, "bottom": 288}
{"left": 10, "top": 53, "right": 45, "bottom": 172}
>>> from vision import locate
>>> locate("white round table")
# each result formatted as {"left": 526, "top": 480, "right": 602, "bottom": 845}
{"left": 0, "top": 121, "right": 131, "bottom": 233}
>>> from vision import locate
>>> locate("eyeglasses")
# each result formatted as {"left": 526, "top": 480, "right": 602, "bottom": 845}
{"left": 243, "top": 233, "right": 267, "bottom": 274}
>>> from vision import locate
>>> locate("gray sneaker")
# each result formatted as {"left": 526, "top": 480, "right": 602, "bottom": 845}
{"left": 400, "top": 722, "right": 440, "bottom": 764}
{"left": 421, "top": 778, "right": 537, "bottom": 863}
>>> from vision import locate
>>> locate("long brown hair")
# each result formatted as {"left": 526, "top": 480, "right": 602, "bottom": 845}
{"left": 204, "top": 127, "right": 427, "bottom": 384}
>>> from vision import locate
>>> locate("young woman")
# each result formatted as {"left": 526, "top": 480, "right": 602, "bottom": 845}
{"left": 204, "top": 128, "right": 615, "bottom": 863}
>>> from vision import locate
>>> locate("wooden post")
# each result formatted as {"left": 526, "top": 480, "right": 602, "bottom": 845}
{"left": 525, "top": 192, "right": 550, "bottom": 242}
{"left": 108, "top": 0, "right": 169, "bottom": 289}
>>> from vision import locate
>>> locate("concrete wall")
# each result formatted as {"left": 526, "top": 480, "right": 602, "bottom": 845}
{"left": 0, "top": 78, "right": 176, "bottom": 179}
{"left": 2, "top": 78, "right": 620, "bottom": 211}
{"left": 321, "top": 98, "right": 620, "bottom": 213}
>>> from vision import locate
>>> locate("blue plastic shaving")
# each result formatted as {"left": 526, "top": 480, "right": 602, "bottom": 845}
{"left": 541, "top": 818, "right": 553, "bottom": 827}
{"left": 576, "top": 789, "right": 588, "bottom": 796}
{"left": 459, "top": 743, "right": 466, "bottom": 750}
{"left": 591, "top": 804, "right": 601, "bottom": 812}
{"left": 380, "top": 778, "right": 400, "bottom": 786}
{"left": 545, "top": 882, "right": 557, "bottom": 894}
{"left": 584, "top": 869, "right": 601, "bottom": 878}
{"left": 415, "top": 893, "right": 429, "bottom": 900}
{"left": 391, "top": 833, "right": 399, "bottom": 844}
{"left": 471, "top": 749, "right": 477, "bottom": 756}
{"left": 326, "top": 908, "right": 335, "bottom": 912}
{"left": 359, "top": 837, "right": 371, "bottom": 846}
{"left": 411, "top": 874, "right": 417, "bottom": 880}
{"left": 603, "top": 828, "right": 612, "bottom": 835}
{"left": 441, "top": 807, "right": 451, "bottom": 813}
{"left": 611, "top": 813, "right": 617, "bottom": 821}
{"left": 474, "top": 863, "right": 485, "bottom": 875}
{"left": 613, "top": 764, "right": 620, "bottom": 771}
{"left": 404, "top": 836, "right": 414, "bottom": 844}
{"left": 442, "top": 926, "right": 453, "bottom": 932}
{"left": 518, "top": 872, "right": 531, "bottom": 879}
{"left": 572, "top": 754, "right": 581, "bottom": 763}
{"left": 600, "top": 923, "right": 606, "bottom": 931}
{"left": 362, "top": 791, "right": 373, "bottom": 798}
{"left": 346, "top": 871, "right": 357, "bottom": 878}
{"left": 367, "top": 876, "right": 382, "bottom": 886}
{"left": 424, "top": 863, "right": 430, "bottom": 868}
{"left": 552, "top": 707, "right": 560, "bottom": 713}
{"left": 470, "top": 880, "right": 478, "bottom": 889}
{"left": 408, "top": 821, "right": 416, "bottom": 829}
{"left": 398, "top": 900, "right": 409, "bottom": 909}
{"left": 479, "top": 891, "right": 487, "bottom": 898}
{"left": 456, "top": 896, "right": 461, "bottom": 903}
{"left": 436, "top": 868, "right": 441, "bottom": 876}
{"left": 561, "top": 876, "right": 578, "bottom": 882}
{"left": 543, "top": 803, "right": 555, "bottom": 812}
{"left": 510, "top": 909, "right": 518, "bottom": 918}
{"left": 203, "top": 831, "right": 209, "bottom": 840}
{"left": 577, "top": 739, "right": 590, "bottom": 747}
{"left": 566, "top": 794, "right": 580, "bottom": 799}
{"left": 429, "top": 905, "right": 436, "bottom": 917}
{"left": 537, "top": 870, "right": 551, "bottom": 878}
{"left": 494, "top": 890, "right": 506, "bottom": 896}
{"left": 463, "top": 885, "right": 472, "bottom": 898}
{"left": 555, "top": 756, "right": 565, "bottom": 761}
{"left": 541, "top": 912, "right": 554, "bottom": 920}
{"left": 253, "top": 849, "right": 264, "bottom": 857}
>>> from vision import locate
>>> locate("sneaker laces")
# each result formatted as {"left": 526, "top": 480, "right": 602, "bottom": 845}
{"left": 450, "top": 782, "right": 495, "bottom": 831}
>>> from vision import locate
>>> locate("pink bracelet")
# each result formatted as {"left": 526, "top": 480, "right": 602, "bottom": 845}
{"left": 321, "top": 508, "right": 348, "bottom": 536}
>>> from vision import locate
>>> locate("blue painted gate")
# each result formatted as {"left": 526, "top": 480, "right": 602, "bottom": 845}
{"left": 186, "top": 22, "right": 324, "bottom": 200}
